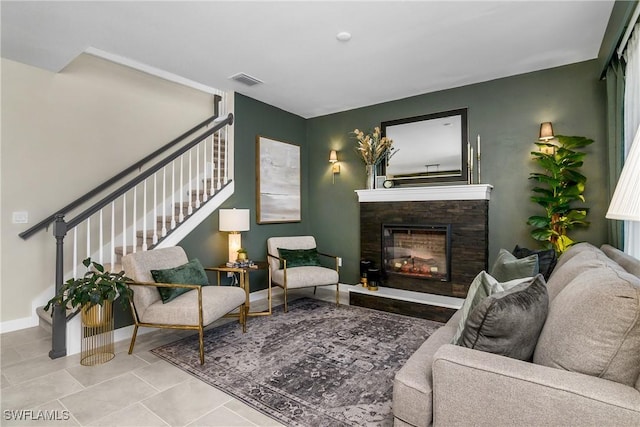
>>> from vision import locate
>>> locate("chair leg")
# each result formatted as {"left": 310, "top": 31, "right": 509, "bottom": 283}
{"left": 198, "top": 326, "right": 205, "bottom": 365}
{"left": 313, "top": 286, "right": 317, "bottom": 295}
{"left": 241, "top": 303, "right": 247, "bottom": 333}
{"left": 336, "top": 282, "right": 340, "bottom": 306}
{"left": 128, "top": 324, "right": 139, "bottom": 355}
{"left": 284, "top": 287, "right": 288, "bottom": 313}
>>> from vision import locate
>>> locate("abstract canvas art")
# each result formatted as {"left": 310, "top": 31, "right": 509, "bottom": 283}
{"left": 256, "top": 135, "right": 301, "bottom": 223}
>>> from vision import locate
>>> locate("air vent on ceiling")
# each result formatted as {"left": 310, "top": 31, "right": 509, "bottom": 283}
{"left": 229, "top": 72, "right": 263, "bottom": 87}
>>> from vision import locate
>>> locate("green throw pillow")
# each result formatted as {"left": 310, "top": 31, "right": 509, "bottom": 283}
{"left": 451, "top": 271, "right": 530, "bottom": 345}
{"left": 151, "top": 258, "right": 209, "bottom": 304}
{"left": 277, "top": 247, "right": 321, "bottom": 268}
{"left": 490, "top": 248, "right": 539, "bottom": 282}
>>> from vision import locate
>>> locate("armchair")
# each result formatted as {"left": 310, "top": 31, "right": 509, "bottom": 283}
{"left": 267, "top": 236, "right": 340, "bottom": 312}
{"left": 122, "top": 246, "right": 247, "bottom": 364}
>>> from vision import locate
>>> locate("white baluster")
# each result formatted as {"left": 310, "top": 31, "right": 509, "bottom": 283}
{"left": 122, "top": 194, "right": 127, "bottom": 257}
{"left": 162, "top": 167, "right": 168, "bottom": 236}
{"left": 224, "top": 125, "right": 229, "bottom": 184}
{"left": 86, "top": 217, "right": 91, "bottom": 259}
{"left": 132, "top": 187, "right": 137, "bottom": 253}
{"left": 99, "top": 209, "right": 103, "bottom": 264}
{"left": 111, "top": 202, "right": 115, "bottom": 268}
{"left": 171, "top": 162, "right": 176, "bottom": 229}
{"left": 188, "top": 150, "right": 193, "bottom": 215}
{"left": 217, "top": 129, "right": 222, "bottom": 189}
{"left": 179, "top": 156, "right": 184, "bottom": 222}
{"left": 153, "top": 173, "right": 158, "bottom": 244}
{"left": 196, "top": 145, "right": 201, "bottom": 208}
{"left": 142, "top": 181, "right": 148, "bottom": 251}
{"left": 202, "top": 138, "right": 208, "bottom": 202}
{"left": 209, "top": 134, "right": 215, "bottom": 196}
{"left": 73, "top": 227, "right": 78, "bottom": 279}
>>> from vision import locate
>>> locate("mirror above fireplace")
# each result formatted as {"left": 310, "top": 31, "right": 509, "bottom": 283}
{"left": 381, "top": 108, "right": 468, "bottom": 185}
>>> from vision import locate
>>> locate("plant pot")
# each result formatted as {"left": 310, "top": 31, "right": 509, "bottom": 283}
{"left": 81, "top": 303, "right": 112, "bottom": 327}
{"left": 237, "top": 252, "right": 248, "bottom": 261}
{"left": 81, "top": 301, "right": 115, "bottom": 366}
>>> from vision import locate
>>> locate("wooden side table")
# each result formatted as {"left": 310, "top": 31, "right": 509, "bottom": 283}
{"left": 207, "top": 261, "right": 272, "bottom": 316}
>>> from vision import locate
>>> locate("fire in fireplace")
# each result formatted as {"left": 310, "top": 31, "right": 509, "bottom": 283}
{"left": 382, "top": 224, "right": 451, "bottom": 282}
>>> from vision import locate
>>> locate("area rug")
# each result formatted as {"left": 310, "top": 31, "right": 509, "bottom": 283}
{"left": 150, "top": 298, "right": 442, "bottom": 426}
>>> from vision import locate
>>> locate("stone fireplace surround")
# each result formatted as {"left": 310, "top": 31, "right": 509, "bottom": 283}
{"left": 352, "top": 184, "right": 492, "bottom": 319}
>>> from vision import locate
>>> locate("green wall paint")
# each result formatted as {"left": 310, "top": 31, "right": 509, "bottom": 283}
{"left": 180, "top": 93, "right": 308, "bottom": 291}
{"left": 307, "top": 60, "right": 608, "bottom": 284}
{"left": 183, "top": 60, "right": 609, "bottom": 291}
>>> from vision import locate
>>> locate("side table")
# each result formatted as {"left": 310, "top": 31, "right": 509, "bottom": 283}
{"left": 207, "top": 261, "right": 272, "bottom": 316}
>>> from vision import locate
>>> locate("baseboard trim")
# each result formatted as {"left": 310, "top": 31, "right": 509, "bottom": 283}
{"left": 0, "top": 315, "right": 39, "bottom": 333}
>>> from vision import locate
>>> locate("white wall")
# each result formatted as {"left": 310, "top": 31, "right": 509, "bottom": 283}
{"left": 1, "top": 54, "right": 216, "bottom": 325}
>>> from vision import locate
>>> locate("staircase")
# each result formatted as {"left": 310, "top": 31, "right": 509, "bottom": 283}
{"left": 21, "top": 95, "right": 235, "bottom": 358}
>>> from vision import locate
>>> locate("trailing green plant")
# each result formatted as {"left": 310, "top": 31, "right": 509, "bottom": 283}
{"left": 527, "top": 135, "right": 594, "bottom": 255}
{"left": 44, "top": 258, "right": 132, "bottom": 312}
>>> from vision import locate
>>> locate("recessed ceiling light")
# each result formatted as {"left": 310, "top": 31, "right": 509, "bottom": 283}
{"left": 336, "top": 31, "right": 352, "bottom": 42}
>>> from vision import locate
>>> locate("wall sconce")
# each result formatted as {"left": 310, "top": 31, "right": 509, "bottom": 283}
{"left": 539, "top": 122, "right": 555, "bottom": 141}
{"left": 219, "top": 208, "right": 250, "bottom": 263}
{"left": 538, "top": 122, "right": 556, "bottom": 154}
{"left": 329, "top": 150, "right": 340, "bottom": 183}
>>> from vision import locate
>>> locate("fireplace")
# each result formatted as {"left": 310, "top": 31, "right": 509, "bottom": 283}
{"left": 357, "top": 186, "right": 491, "bottom": 298}
{"left": 382, "top": 224, "right": 451, "bottom": 282}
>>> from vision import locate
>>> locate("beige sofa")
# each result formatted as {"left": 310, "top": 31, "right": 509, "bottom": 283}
{"left": 393, "top": 243, "right": 640, "bottom": 426}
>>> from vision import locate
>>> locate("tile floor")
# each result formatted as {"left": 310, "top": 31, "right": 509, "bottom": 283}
{"left": 1, "top": 289, "right": 348, "bottom": 427}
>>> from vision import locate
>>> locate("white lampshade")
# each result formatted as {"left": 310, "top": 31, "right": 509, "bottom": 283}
{"left": 607, "top": 126, "right": 640, "bottom": 221}
{"left": 219, "top": 209, "right": 250, "bottom": 263}
{"left": 219, "top": 209, "right": 250, "bottom": 232}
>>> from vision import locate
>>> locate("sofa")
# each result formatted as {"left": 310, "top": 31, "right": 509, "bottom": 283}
{"left": 392, "top": 242, "right": 640, "bottom": 426}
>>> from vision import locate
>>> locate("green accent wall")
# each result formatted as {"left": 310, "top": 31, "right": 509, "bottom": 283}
{"left": 183, "top": 60, "right": 608, "bottom": 290}
{"left": 307, "top": 60, "right": 608, "bottom": 284}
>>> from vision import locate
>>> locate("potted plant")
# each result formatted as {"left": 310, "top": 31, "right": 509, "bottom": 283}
{"left": 527, "top": 135, "right": 593, "bottom": 255}
{"left": 237, "top": 248, "right": 248, "bottom": 261}
{"left": 44, "top": 258, "right": 132, "bottom": 327}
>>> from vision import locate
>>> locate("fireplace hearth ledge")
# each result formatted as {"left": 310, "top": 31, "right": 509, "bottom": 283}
{"left": 355, "top": 184, "right": 492, "bottom": 202}
{"left": 344, "top": 284, "right": 464, "bottom": 310}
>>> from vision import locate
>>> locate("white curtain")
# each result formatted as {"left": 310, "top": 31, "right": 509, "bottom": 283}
{"left": 623, "top": 23, "right": 640, "bottom": 257}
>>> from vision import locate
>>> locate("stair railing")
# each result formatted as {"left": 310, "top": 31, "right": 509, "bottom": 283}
{"left": 20, "top": 95, "right": 234, "bottom": 359}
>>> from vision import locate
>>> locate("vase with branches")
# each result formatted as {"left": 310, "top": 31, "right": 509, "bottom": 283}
{"left": 527, "top": 135, "right": 593, "bottom": 255}
{"left": 352, "top": 127, "right": 396, "bottom": 189}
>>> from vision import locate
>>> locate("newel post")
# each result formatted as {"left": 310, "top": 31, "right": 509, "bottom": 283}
{"left": 49, "top": 214, "right": 67, "bottom": 359}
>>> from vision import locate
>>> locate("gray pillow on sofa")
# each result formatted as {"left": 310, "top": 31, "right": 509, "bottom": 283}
{"left": 459, "top": 274, "right": 548, "bottom": 361}
{"left": 451, "top": 271, "right": 530, "bottom": 345}
{"left": 490, "top": 248, "right": 539, "bottom": 282}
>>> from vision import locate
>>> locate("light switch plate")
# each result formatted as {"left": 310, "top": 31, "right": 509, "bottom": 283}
{"left": 12, "top": 211, "right": 28, "bottom": 224}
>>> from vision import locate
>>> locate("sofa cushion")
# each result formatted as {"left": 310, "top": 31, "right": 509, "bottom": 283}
{"left": 459, "top": 275, "right": 548, "bottom": 361}
{"left": 552, "top": 242, "right": 601, "bottom": 272}
{"left": 272, "top": 266, "right": 338, "bottom": 288}
{"left": 545, "top": 247, "right": 627, "bottom": 302}
{"left": 490, "top": 248, "right": 538, "bottom": 282}
{"left": 601, "top": 244, "right": 640, "bottom": 277}
{"left": 534, "top": 267, "right": 640, "bottom": 387}
{"left": 513, "top": 245, "right": 557, "bottom": 280}
{"left": 451, "top": 271, "right": 530, "bottom": 345}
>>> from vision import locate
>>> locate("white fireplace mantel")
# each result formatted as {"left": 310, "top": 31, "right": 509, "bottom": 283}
{"left": 355, "top": 184, "right": 493, "bottom": 203}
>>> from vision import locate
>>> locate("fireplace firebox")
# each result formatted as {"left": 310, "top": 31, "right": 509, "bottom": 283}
{"left": 382, "top": 224, "right": 451, "bottom": 283}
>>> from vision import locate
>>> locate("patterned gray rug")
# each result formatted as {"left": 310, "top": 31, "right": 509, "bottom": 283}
{"left": 150, "top": 298, "right": 442, "bottom": 427}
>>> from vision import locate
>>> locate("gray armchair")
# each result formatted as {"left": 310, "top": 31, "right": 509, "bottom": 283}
{"left": 267, "top": 236, "right": 340, "bottom": 312}
{"left": 122, "top": 246, "right": 247, "bottom": 364}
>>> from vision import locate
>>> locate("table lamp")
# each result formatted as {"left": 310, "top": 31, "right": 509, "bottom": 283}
{"left": 219, "top": 208, "right": 250, "bottom": 263}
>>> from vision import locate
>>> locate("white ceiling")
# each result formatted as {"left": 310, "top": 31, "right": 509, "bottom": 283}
{"left": 1, "top": 1, "right": 614, "bottom": 118}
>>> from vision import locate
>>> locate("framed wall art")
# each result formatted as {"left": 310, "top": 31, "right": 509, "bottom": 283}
{"left": 256, "top": 135, "right": 301, "bottom": 224}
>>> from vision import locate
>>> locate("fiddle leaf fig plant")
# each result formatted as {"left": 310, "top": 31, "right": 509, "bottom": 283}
{"left": 527, "top": 135, "right": 594, "bottom": 255}
{"left": 44, "top": 258, "right": 132, "bottom": 312}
